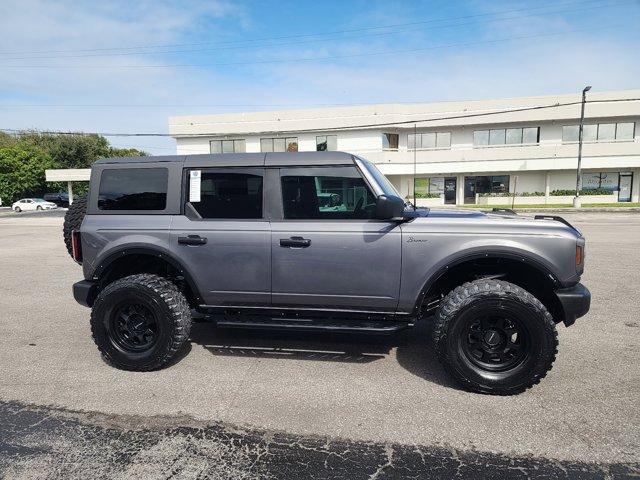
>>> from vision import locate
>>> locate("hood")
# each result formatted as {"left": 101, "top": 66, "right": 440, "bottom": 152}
{"left": 407, "top": 208, "right": 581, "bottom": 238}
{"left": 426, "top": 208, "right": 488, "bottom": 219}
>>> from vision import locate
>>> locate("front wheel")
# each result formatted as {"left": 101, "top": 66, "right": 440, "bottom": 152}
{"left": 433, "top": 279, "right": 558, "bottom": 395}
{"left": 90, "top": 274, "right": 192, "bottom": 371}
{"left": 36, "top": 205, "right": 42, "bottom": 211}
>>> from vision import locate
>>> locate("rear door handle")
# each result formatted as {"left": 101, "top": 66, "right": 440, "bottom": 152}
{"left": 280, "top": 236, "right": 311, "bottom": 248}
{"left": 178, "top": 235, "right": 207, "bottom": 245}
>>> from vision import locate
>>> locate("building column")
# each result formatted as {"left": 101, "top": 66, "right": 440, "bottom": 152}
{"left": 68, "top": 181, "right": 74, "bottom": 205}
{"left": 456, "top": 174, "right": 465, "bottom": 205}
{"left": 632, "top": 170, "right": 640, "bottom": 203}
{"left": 544, "top": 171, "right": 551, "bottom": 205}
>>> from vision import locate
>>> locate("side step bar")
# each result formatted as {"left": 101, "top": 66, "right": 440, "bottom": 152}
{"left": 209, "top": 316, "right": 412, "bottom": 334}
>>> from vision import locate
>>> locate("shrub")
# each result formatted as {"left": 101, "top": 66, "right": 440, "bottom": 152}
{"left": 550, "top": 188, "right": 614, "bottom": 196}
{"left": 478, "top": 192, "right": 544, "bottom": 197}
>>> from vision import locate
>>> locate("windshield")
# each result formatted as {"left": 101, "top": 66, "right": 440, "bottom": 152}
{"left": 34, "top": 199, "right": 47, "bottom": 203}
{"left": 356, "top": 157, "right": 402, "bottom": 198}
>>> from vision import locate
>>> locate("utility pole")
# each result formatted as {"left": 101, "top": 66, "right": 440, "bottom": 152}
{"left": 413, "top": 123, "right": 417, "bottom": 209}
{"left": 574, "top": 85, "right": 591, "bottom": 208}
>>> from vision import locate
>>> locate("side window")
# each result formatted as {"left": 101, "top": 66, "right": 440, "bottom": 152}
{"left": 98, "top": 168, "right": 168, "bottom": 211}
{"left": 188, "top": 170, "right": 263, "bottom": 219}
{"left": 281, "top": 166, "right": 376, "bottom": 220}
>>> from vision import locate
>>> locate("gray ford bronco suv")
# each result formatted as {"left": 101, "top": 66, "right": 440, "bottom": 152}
{"left": 65, "top": 151, "right": 590, "bottom": 395}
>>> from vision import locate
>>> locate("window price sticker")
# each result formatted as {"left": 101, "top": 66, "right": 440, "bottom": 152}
{"left": 189, "top": 170, "right": 201, "bottom": 202}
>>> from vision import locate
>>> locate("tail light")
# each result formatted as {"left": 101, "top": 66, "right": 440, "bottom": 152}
{"left": 71, "top": 230, "right": 83, "bottom": 263}
{"left": 575, "top": 244, "right": 583, "bottom": 266}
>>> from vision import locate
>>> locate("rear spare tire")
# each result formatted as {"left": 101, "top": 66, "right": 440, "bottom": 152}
{"left": 90, "top": 274, "right": 192, "bottom": 371}
{"left": 63, "top": 194, "right": 87, "bottom": 258}
{"left": 433, "top": 279, "right": 558, "bottom": 395}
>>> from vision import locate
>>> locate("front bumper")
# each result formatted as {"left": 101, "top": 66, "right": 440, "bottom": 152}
{"left": 73, "top": 280, "right": 98, "bottom": 307}
{"left": 555, "top": 283, "right": 591, "bottom": 327}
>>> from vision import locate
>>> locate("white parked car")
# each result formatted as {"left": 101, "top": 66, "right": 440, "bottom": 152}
{"left": 12, "top": 198, "right": 58, "bottom": 212}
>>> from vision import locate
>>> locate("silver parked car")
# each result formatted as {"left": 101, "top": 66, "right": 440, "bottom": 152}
{"left": 64, "top": 152, "right": 590, "bottom": 395}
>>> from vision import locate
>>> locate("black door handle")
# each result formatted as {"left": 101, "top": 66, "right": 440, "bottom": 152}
{"left": 280, "top": 236, "right": 311, "bottom": 248}
{"left": 178, "top": 235, "right": 207, "bottom": 245}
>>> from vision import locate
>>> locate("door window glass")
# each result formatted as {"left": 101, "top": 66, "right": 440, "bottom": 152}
{"left": 189, "top": 171, "right": 263, "bottom": 219}
{"left": 281, "top": 166, "right": 376, "bottom": 220}
{"left": 98, "top": 168, "right": 168, "bottom": 210}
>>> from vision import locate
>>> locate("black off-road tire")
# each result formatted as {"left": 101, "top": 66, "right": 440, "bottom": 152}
{"left": 63, "top": 194, "right": 88, "bottom": 258}
{"left": 433, "top": 279, "right": 558, "bottom": 395}
{"left": 90, "top": 274, "right": 192, "bottom": 371}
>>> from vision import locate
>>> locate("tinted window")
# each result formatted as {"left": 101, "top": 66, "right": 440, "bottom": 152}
{"left": 98, "top": 168, "right": 167, "bottom": 211}
{"left": 189, "top": 171, "right": 263, "bottom": 219}
{"left": 281, "top": 166, "right": 376, "bottom": 220}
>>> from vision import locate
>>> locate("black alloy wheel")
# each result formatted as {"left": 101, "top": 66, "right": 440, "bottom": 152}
{"left": 108, "top": 303, "right": 158, "bottom": 353}
{"left": 460, "top": 313, "right": 529, "bottom": 372}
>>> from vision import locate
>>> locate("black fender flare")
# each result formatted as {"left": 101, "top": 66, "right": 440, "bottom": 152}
{"left": 411, "top": 247, "right": 561, "bottom": 315}
{"left": 90, "top": 246, "right": 204, "bottom": 304}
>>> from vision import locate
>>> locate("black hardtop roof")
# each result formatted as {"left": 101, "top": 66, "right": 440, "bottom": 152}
{"left": 95, "top": 151, "right": 357, "bottom": 168}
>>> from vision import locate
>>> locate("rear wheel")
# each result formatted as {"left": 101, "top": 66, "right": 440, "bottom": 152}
{"left": 63, "top": 195, "right": 87, "bottom": 258}
{"left": 14, "top": 206, "right": 21, "bottom": 213}
{"left": 433, "top": 279, "right": 557, "bottom": 395}
{"left": 90, "top": 274, "right": 192, "bottom": 371}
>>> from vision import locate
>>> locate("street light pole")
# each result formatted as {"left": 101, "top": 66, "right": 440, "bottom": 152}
{"left": 574, "top": 85, "right": 591, "bottom": 208}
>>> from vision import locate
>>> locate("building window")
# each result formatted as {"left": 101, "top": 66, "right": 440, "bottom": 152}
{"left": 489, "top": 129, "right": 506, "bottom": 146}
{"left": 473, "top": 130, "right": 489, "bottom": 146}
{"left": 562, "top": 122, "right": 635, "bottom": 143}
{"left": 616, "top": 122, "right": 635, "bottom": 140}
{"left": 414, "top": 177, "right": 444, "bottom": 197}
{"left": 316, "top": 135, "right": 337, "bottom": 151}
{"left": 475, "top": 127, "right": 539, "bottom": 147}
{"left": 210, "top": 139, "right": 246, "bottom": 154}
{"left": 407, "top": 131, "right": 451, "bottom": 149}
{"left": 582, "top": 172, "right": 620, "bottom": 191}
{"left": 260, "top": 137, "right": 298, "bottom": 152}
{"left": 382, "top": 133, "right": 399, "bottom": 150}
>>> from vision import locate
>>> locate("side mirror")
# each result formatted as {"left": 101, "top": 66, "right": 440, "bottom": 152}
{"left": 375, "top": 194, "right": 406, "bottom": 220}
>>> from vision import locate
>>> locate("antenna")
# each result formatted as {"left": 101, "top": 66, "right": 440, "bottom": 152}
{"left": 413, "top": 123, "right": 417, "bottom": 209}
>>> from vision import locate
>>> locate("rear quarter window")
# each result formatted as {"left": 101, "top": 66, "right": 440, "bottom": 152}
{"left": 98, "top": 168, "right": 168, "bottom": 211}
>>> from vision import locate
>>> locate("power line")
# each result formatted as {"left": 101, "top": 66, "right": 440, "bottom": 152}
{"left": 2, "top": 98, "right": 637, "bottom": 137}
{"left": 3, "top": 23, "right": 632, "bottom": 69}
{"left": 0, "top": 1, "right": 626, "bottom": 61}
{"left": 0, "top": 0, "right": 609, "bottom": 56}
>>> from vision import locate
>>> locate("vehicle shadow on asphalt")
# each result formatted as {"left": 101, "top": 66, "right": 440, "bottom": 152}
{"left": 186, "top": 316, "right": 458, "bottom": 390}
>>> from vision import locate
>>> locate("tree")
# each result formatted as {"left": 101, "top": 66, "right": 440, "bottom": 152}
{"left": 4, "top": 132, "right": 147, "bottom": 169}
{"left": 0, "top": 145, "right": 58, "bottom": 203}
{"left": 0, "top": 131, "right": 148, "bottom": 202}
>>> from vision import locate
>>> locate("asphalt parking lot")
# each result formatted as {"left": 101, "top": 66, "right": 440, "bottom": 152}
{"left": 0, "top": 211, "right": 638, "bottom": 478}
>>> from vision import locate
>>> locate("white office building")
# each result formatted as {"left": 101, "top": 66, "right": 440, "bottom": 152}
{"left": 168, "top": 90, "right": 640, "bottom": 206}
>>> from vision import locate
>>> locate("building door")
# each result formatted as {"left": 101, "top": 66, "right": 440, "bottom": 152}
{"left": 464, "top": 176, "right": 477, "bottom": 204}
{"left": 444, "top": 177, "right": 456, "bottom": 204}
{"left": 619, "top": 174, "right": 633, "bottom": 202}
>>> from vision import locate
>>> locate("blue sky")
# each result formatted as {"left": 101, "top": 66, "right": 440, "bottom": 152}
{"left": 1, "top": 0, "right": 639, "bottom": 154}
